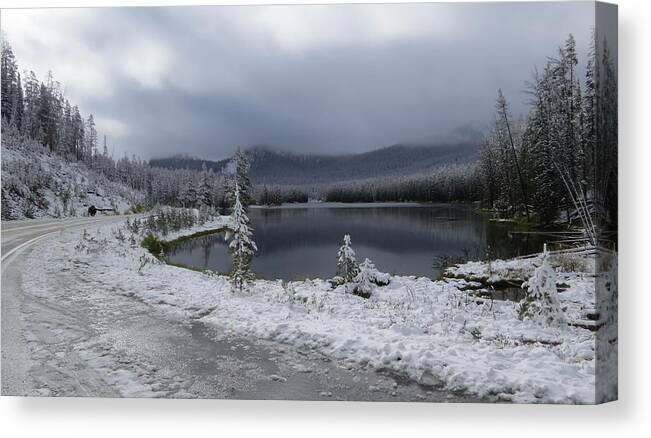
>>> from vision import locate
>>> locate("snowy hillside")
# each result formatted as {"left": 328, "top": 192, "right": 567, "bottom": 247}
{"left": 1, "top": 131, "right": 145, "bottom": 220}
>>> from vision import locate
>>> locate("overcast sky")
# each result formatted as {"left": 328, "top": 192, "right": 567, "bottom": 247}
{"left": 1, "top": 2, "right": 595, "bottom": 161}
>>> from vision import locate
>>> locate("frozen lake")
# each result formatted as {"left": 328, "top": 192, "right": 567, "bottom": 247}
{"left": 167, "top": 203, "right": 546, "bottom": 280}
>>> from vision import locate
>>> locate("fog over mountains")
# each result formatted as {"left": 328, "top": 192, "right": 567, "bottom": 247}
{"left": 149, "top": 143, "right": 480, "bottom": 186}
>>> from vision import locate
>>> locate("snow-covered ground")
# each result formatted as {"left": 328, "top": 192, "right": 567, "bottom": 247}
{"left": 21, "top": 215, "right": 616, "bottom": 404}
{"left": 444, "top": 252, "right": 599, "bottom": 325}
{"left": 1, "top": 135, "right": 144, "bottom": 220}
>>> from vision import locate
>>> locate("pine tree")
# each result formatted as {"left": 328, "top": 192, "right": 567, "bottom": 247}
{"left": 71, "top": 106, "right": 85, "bottom": 160}
{"left": 199, "top": 162, "right": 213, "bottom": 208}
{"left": 11, "top": 71, "right": 24, "bottom": 130}
{"left": 1, "top": 37, "right": 21, "bottom": 127}
{"left": 347, "top": 258, "right": 376, "bottom": 298}
{"left": 495, "top": 89, "right": 530, "bottom": 219}
{"left": 229, "top": 182, "right": 257, "bottom": 292}
{"left": 596, "top": 37, "right": 618, "bottom": 231}
{"left": 336, "top": 234, "right": 359, "bottom": 282}
{"left": 22, "top": 70, "right": 41, "bottom": 138}
{"left": 184, "top": 177, "right": 197, "bottom": 208}
{"left": 517, "top": 251, "right": 565, "bottom": 326}
{"left": 478, "top": 140, "right": 499, "bottom": 209}
{"left": 225, "top": 148, "right": 252, "bottom": 210}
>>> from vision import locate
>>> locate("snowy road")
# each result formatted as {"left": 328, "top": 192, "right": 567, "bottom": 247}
{"left": 1, "top": 216, "right": 472, "bottom": 401}
{"left": 1, "top": 215, "right": 133, "bottom": 396}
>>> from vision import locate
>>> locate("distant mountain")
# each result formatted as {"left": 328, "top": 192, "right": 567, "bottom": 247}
{"left": 149, "top": 143, "right": 479, "bottom": 186}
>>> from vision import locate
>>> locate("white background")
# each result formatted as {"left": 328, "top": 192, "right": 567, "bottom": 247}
{"left": 0, "top": 0, "right": 649, "bottom": 436}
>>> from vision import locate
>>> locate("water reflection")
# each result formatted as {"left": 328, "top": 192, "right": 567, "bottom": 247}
{"left": 167, "top": 203, "right": 545, "bottom": 280}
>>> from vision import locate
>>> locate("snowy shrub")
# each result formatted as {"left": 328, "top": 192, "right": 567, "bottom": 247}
{"left": 336, "top": 234, "right": 359, "bottom": 282}
{"left": 329, "top": 275, "right": 346, "bottom": 288}
{"left": 347, "top": 258, "right": 377, "bottom": 298}
{"left": 112, "top": 227, "right": 127, "bottom": 243}
{"left": 141, "top": 233, "right": 167, "bottom": 257}
{"left": 517, "top": 251, "right": 566, "bottom": 326}
{"left": 23, "top": 201, "right": 36, "bottom": 219}
{"left": 125, "top": 217, "right": 141, "bottom": 235}
{"left": 137, "top": 253, "right": 160, "bottom": 274}
{"left": 348, "top": 259, "right": 374, "bottom": 298}
{"left": 550, "top": 252, "right": 587, "bottom": 273}
{"left": 368, "top": 266, "right": 391, "bottom": 286}
{"left": 74, "top": 229, "right": 108, "bottom": 254}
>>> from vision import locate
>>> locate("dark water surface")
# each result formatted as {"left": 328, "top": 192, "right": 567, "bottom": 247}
{"left": 167, "top": 203, "right": 545, "bottom": 280}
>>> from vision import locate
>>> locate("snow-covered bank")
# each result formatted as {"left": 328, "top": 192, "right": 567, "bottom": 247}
{"left": 444, "top": 251, "right": 599, "bottom": 327}
{"left": 21, "top": 216, "right": 615, "bottom": 403}
{"left": 1, "top": 133, "right": 144, "bottom": 220}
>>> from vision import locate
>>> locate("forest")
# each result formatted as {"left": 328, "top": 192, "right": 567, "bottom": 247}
{"left": 1, "top": 37, "right": 227, "bottom": 216}
{"left": 476, "top": 33, "right": 617, "bottom": 241}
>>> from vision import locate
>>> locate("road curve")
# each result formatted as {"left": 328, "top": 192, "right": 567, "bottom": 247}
{"left": 1, "top": 215, "right": 135, "bottom": 396}
{"left": 1, "top": 215, "right": 472, "bottom": 401}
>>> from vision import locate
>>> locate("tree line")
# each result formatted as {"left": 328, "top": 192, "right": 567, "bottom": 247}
{"left": 323, "top": 163, "right": 478, "bottom": 204}
{"left": 477, "top": 33, "right": 617, "bottom": 239}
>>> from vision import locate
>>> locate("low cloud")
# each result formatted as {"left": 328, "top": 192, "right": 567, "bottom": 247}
{"left": 2, "top": 2, "right": 593, "bottom": 160}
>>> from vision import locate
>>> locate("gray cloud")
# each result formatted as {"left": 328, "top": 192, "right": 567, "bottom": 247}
{"left": 2, "top": 2, "right": 594, "bottom": 160}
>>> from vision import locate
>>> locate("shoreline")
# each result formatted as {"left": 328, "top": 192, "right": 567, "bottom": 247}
{"left": 17, "top": 213, "right": 615, "bottom": 403}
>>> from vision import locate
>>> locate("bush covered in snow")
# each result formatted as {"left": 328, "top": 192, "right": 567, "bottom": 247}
{"left": 517, "top": 252, "right": 566, "bottom": 326}
{"left": 346, "top": 258, "right": 376, "bottom": 298}
{"left": 345, "top": 258, "right": 391, "bottom": 298}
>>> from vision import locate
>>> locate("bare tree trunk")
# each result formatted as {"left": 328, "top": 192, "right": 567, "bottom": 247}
{"left": 500, "top": 108, "right": 530, "bottom": 220}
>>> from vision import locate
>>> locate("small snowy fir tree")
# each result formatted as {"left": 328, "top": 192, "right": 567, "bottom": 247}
{"left": 347, "top": 258, "right": 377, "bottom": 298}
{"left": 336, "top": 234, "right": 359, "bottom": 282}
{"left": 517, "top": 250, "right": 565, "bottom": 325}
{"left": 229, "top": 182, "right": 257, "bottom": 292}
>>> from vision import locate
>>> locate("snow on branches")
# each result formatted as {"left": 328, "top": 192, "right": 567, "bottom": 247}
{"left": 517, "top": 251, "right": 566, "bottom": 326}
{"left": 336, "top": 234, "right": 359, "bottom": 283}
{"left": 229, "top": 182, "right": 257, "bottom": 292}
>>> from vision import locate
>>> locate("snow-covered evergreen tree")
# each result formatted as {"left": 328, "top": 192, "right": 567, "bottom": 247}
{"left": 517, "top": 251, "right": 565, "bottom": 326}
{"left": 347, "top": 258, "right": 376, "bottom": 298}
{"left": 184, "top": 177, "right": 198, "bottom": 208}
{"left": 225, "top": 148, "right": 252, "bottom": 211}
{"left": 336, "top": 234, "right": 359, "bottom": 282}
{"left": 199, "top": 162, "right": 213, "bottom": 208}
{"left": 229, "top": 182, "right": 257, "bottom": 292}
{"left": 1, "top": 37, "right": 23, "bottom": 129}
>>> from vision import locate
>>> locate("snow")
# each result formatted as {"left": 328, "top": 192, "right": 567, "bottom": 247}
{"left": 1, "top": 137, "right": 143, "bottom": 220}
{"left": 444, "top": 251, "right": 598, "bottom": 324}
{"left": 20, "top": 216, "right": 616, "bottom": 404}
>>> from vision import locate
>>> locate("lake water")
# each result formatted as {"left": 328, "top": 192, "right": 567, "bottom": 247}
{"left": 167, "top": 203, "right": 546, "bottom": 281}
